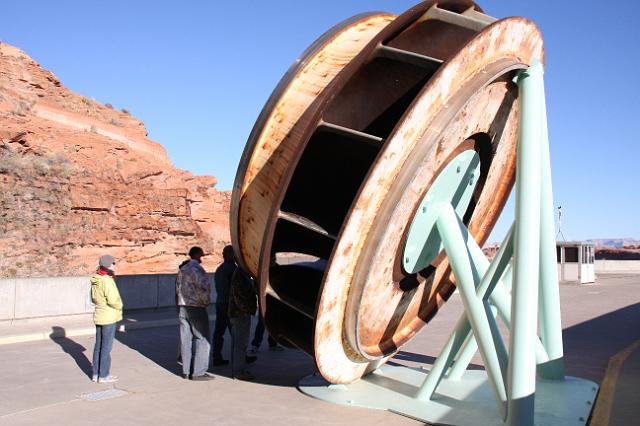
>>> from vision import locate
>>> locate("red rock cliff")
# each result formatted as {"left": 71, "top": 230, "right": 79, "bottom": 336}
{"left": 0, "top": 42, "right": 231, "bottom": 277}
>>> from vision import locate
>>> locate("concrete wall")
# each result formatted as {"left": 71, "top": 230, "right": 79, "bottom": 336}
{"left": 595, "top": 260, "right": 640, "bottom": 274}
{"left": 0, "top": 273, "right": 216, "bottom": 321}
{"left": 0, "top": 278, "right": 16, "bottom": 320}
{"left": 3, "top": 260, "right": 638, "bottom": 321}
{"left": 13, "top": 276, "right": 93, "bottom": 319}
{"left": 115, "top": 273, "right": 216, "bottom": 310}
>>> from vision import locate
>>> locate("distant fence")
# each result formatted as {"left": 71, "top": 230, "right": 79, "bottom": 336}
{"left": 0, "top": 273, "right": 216, "bottom": 321}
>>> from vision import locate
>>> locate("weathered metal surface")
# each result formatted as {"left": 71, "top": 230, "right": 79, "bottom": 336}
{"left": 231, "top": 12, "right": 396, "bottom": 278}
{"left": 315, "top": 15, "right": 542, "bottom": 384}
{"left": 232, "top": 0, "right": 544, "bottom": 384}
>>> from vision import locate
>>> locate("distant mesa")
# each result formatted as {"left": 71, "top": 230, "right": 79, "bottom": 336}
{"left": 0, "top": 42, "right": 230, "bottom": 278}
{"left": 586, "top": 238, "right": 640, "bottom": 249}
{"left": 483, "top": 238, "right": 640, "bottom": 261}
{"left": 584, "top": 238, "right": 640, "bottom": 260}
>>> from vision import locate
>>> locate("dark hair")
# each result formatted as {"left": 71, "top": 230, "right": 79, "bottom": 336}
{"left": 188, "top": 246, "right": 204, "bottom": 258}
{"left": 222, "top": 245, "right": 234, "bottom": 261}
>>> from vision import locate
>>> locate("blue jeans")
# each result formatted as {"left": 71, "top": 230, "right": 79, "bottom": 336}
{"left": 179, "top": 306, "right": 211, "bottom": 377}
{"left": 92, "top": 323, "right": 116, "bottom": 379}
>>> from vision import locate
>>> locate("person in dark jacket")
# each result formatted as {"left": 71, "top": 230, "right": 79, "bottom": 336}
{"left": 212, "top": 245, "right": 235, "bottom": 366}
{"left": 228, "top": 267, "right": 257, "bottom": 381}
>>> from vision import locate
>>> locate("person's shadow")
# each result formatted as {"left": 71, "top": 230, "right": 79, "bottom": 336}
{"left": 50, "top": 326, "right": 93, "bottom": 379}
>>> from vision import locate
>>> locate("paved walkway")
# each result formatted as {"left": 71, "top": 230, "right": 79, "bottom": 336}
{"left": 0, "top": 307, "right": 192, "bottom": 345}
{"left": 0, "top": 273, "right": 637, "bottom": 425}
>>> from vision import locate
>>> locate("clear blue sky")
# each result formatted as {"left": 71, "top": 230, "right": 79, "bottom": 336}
{"left": 2, "top": 1, "right": 638, "bottom": 241}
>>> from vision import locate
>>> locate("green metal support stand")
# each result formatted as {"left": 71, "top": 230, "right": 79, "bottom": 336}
{"left": 299, "top": 61, "right": 598, "bottom": 425}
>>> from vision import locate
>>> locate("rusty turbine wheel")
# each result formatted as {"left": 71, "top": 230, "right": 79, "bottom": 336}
{"left": 231, "top": 0, "right": 543, "bottom": 384}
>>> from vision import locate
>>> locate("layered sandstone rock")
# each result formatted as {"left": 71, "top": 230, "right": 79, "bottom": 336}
{"left": 0, "top": 42, "right": 231, "bottom": 277}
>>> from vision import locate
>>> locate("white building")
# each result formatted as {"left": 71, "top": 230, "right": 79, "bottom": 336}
{"left": 557, "top": 241, "right": 596, "bottom": 284}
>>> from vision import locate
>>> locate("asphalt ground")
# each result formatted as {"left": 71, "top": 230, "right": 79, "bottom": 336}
{"left": 0, "top": 273, "right": 637, "bottom": 425}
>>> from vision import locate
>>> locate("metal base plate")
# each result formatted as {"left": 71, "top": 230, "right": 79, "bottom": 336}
{"left": 299, "top": 363, "right": 598, "bottom": 426}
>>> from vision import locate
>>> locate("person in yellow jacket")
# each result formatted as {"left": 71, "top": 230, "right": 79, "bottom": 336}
{"left": 90, "top": 254, "right": 123, "bottom": 383}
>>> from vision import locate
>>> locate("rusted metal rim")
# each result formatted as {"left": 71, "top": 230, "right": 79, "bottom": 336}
{"left": 256, "top": 0, "right": 485, "bottom": 334}
{"left": 231, "top": 0, "right": 543, "bottom": 385}
{"left": 230, "top": 12, "right": 396, "bottom": 275}
{"left": 314, "top": 17, "right": 543, "bottom": 383}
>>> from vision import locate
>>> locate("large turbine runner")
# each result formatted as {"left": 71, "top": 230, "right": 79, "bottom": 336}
{"left": 231, "top": 1, "right": 598, "bottom": 424}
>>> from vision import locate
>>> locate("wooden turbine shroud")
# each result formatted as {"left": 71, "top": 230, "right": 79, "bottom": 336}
{"left": 230, "top": 0, "right": 544, "bottom": 384}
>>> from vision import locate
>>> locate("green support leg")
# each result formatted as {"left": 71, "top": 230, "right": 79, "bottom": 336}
{"left": 416, "top": 207, "right": 512, "bottom": 403}
{"left": 506, "top": 60, "right": 544, "bottom": 426}
{"left": 447, "top": 225, "right": 551, "bottom": 381}
{"left": 536, "top": 60, "right": 565, "bottom": 380}
{"left": 435, "top": 204, "right": 507, "bottom": 417}
{"left": 448, "top": 225, "right": 514, "bottom": 380}
{"left": 415, "top": 309, "right": 473, "bottom": 400}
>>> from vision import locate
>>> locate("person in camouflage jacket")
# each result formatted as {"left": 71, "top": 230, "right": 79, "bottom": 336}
{"left": 176, "top": 247, "right": 214, "bottom": 381}
{"left": 176, "top": 256, "right": 210, "bottom": 308}
{"left": 228, "top": 268, "right": 257, "bottom": 319}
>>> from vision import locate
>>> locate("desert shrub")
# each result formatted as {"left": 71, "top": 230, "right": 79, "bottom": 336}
{"left": 0, "top": 151, "right": 74, "bottom": 180}
{"left": 32, "top": 156, "right": 52, "bottom": 176}
{"left": 49, "top": 153, "right": 74, "bottom": 179}
{"left": 0, "top": 153, "right": 25, "bottom": 175}
{"left": 10, "top": 100, "right": 33, "bottom": 116}
{"left": 121, "top": 108, "right": 130, "bottom": 115}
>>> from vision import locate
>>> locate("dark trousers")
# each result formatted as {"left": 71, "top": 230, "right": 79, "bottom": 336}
{"left": 92, "top": 323, "right": 116, "bottom": 379}
{"left": 212, "top": 302, "right": 231, "bottom": 361}
{"left": 230, "top": 315, "right": 251, "bottom": 377}
{"left": 251, "top": 313, "right": 277, "bottom": 348}
{"left": 179, "top": 306, "right": 210, "bottom": 377}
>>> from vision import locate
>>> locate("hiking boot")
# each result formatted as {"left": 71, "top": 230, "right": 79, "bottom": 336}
{"left": 91, "top": 375, "right": 98, "bottom": 382}
{"left": 98, "top": 375, "right": 119, "bottom": 384}
{"left": 247, "top": 346, "right": 259, "bottom": 356}
{"left": 191, "top": 374, "right": 215, "bottom": 382}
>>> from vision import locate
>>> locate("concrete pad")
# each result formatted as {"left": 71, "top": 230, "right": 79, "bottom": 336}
{"left": 610, "top": 342, "right": 640, "bottom": 424}
{"left": 0, "top": 308, "right": 211, "bottom": 345}
{"left": 0, "top": 320, "right": 416, "bottom": 426}
{"left": 0, "top": 273, "right": 637, "bottom": 425}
